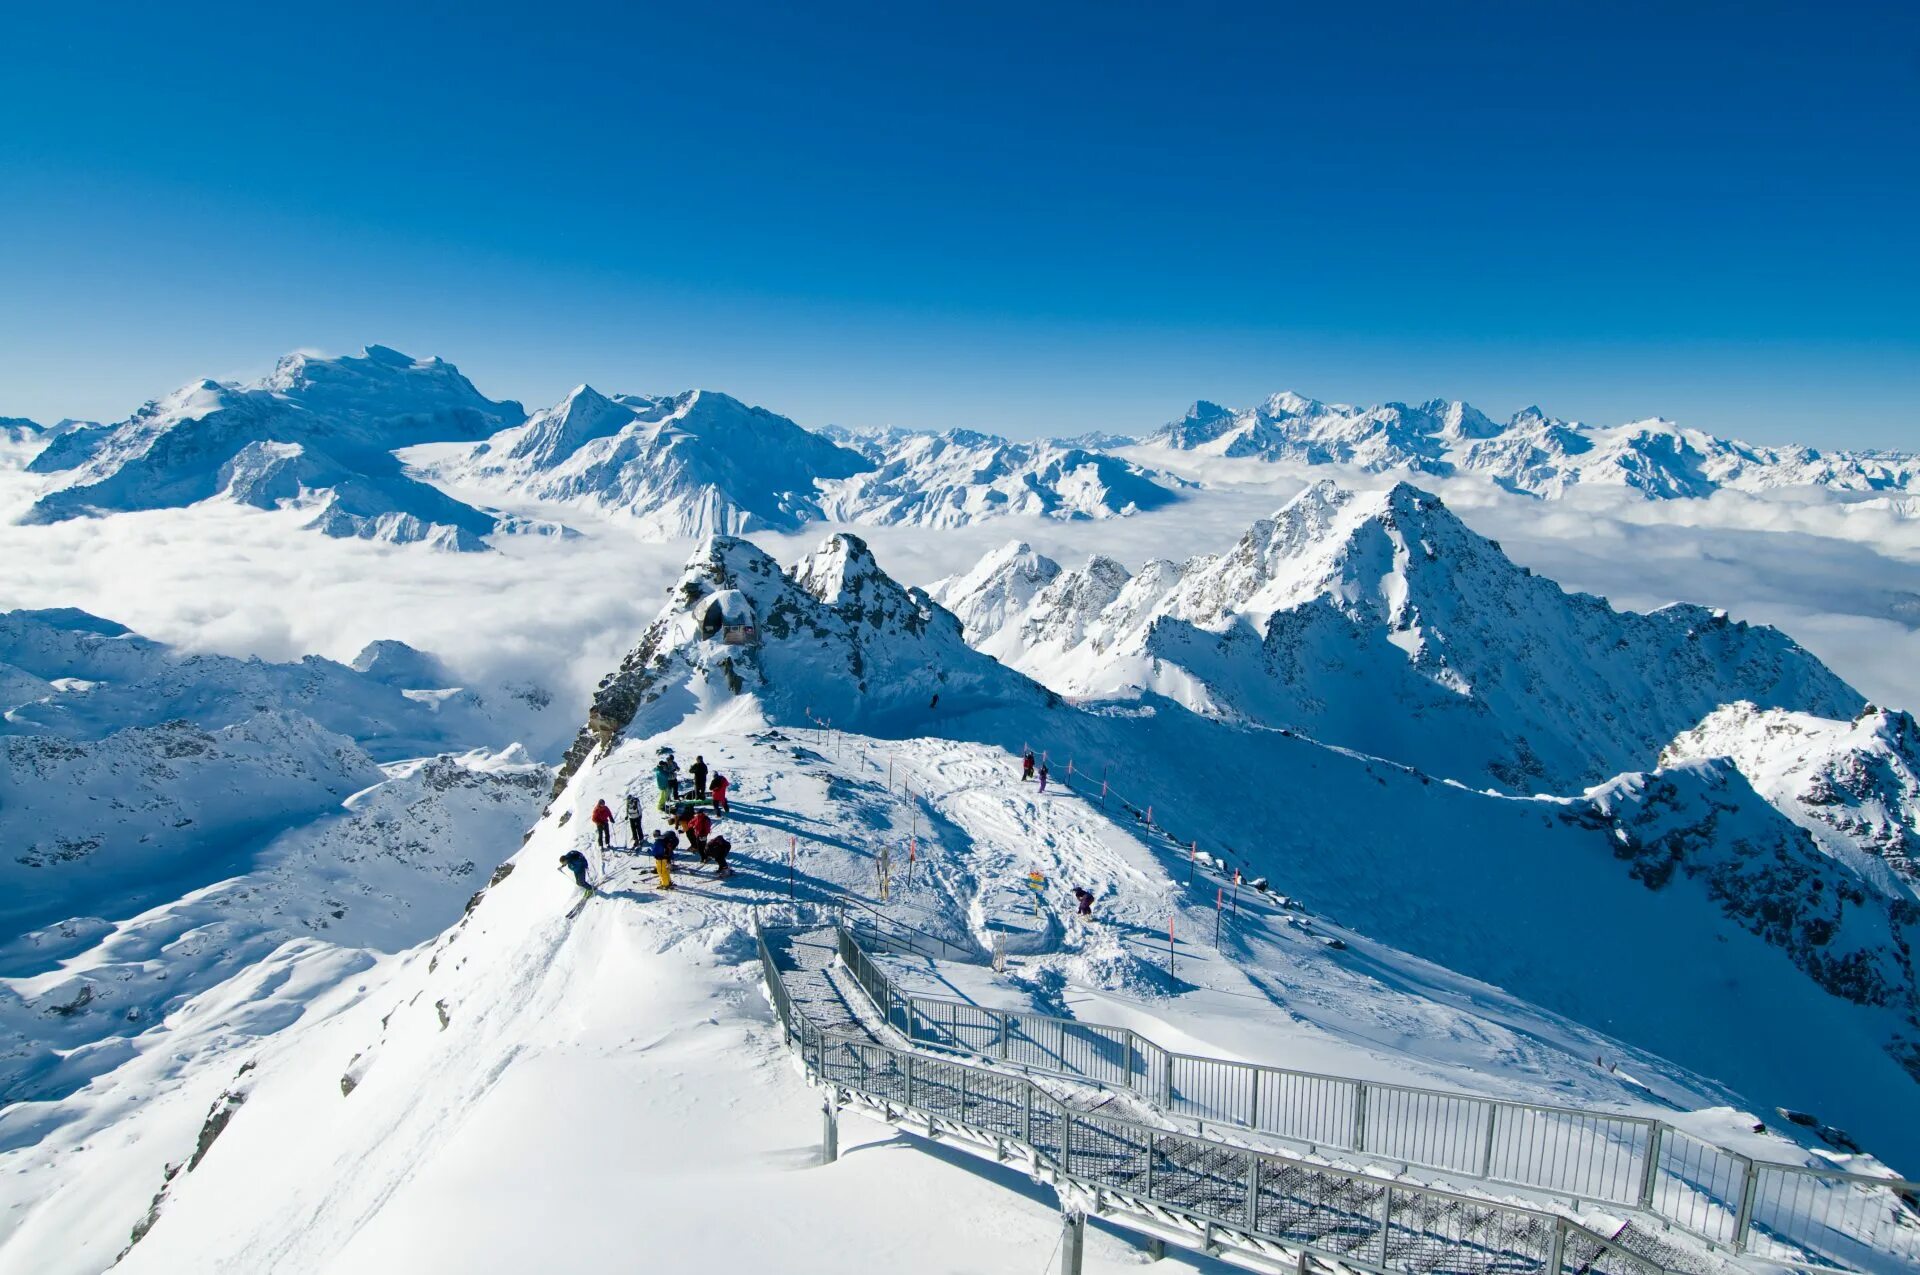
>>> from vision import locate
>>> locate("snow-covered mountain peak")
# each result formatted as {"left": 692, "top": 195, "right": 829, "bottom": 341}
{"left": 928, "top": 540, "right": 1063, "bottom": 638}
{"left": 947, "top": 479, "right": 1862, "bottom": 792}
{"left": 557, "top": 533, "right": 1046, "bottom": 784}
{"left": 256, "top": 344, "right": 520, "bottom": 435}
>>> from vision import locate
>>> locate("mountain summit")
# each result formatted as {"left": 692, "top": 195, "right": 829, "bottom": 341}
{"left": 941, "top": 480, "right": 1862, "bottom": 791}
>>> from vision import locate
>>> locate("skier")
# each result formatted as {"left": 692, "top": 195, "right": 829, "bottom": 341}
{"left": 687, "top": 809, "right": 713, "bottom": 862}
{"left": 624, "top": 793, "right": 644, "bottom": 848}
{"left": 1021, "top": 748, "right": 1036, "bottom": 781}
{"left": 709, "top": 771, "right": 730, "bottom": 813}
{"left": 558, "top": 849, "right": 592, "bottom": 894}
{"left": 590, "top": 799, "right": 614, "bottom": 849}
{"left": 650, "top": 830, "right": 677, "bottom": 891}
{"left": 1072, "top": 886, "right": 1094, "bottom": 919}
{"left": 707, "top": 833, "right": 733, "bottom": 879}
{"left": 689, "top": 755, "right": 709, "bottom": 799}
{"left": 1037, "top": 762, "right": 1050, "bottom": 794}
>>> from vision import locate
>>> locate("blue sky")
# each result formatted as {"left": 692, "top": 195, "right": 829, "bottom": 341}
{"left": 2, "top": 1, "right": 1915, "bottom": 446}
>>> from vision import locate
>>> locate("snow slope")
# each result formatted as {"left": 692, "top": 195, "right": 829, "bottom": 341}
{"left": 941, "top": 481, "right": 1862, "bottom": 792}
{"left": 10, "top": 532, "right": 1918, "bottom": 1273}
{"left": 1137, "top": 391, "right": 1920, "bottom": 501}
{"left": 21, "top": 347, "right": 527, "bottom": 549}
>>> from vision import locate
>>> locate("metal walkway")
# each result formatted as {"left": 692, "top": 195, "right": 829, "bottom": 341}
{"left": 758, "top": 921, "right": 1682, "bottom": 1275}
{"left": 827, "top": 917, "right": 1919, "bottom": 1275}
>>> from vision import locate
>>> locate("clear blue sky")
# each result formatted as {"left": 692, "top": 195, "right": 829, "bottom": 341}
{"left": 2, "top": 1, "right": 1915, "bottom": 446}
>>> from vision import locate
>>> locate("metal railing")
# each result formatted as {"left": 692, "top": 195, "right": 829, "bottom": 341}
{"left": 833, "top": 924, "right": 1920, "bottom": 1273}
{"left": 755, "top": 922, "right": 1673, "bottom": 1275}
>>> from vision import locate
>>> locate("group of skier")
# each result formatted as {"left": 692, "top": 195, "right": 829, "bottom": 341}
{"left": 559, "top": 748, "right": 737, "bottom": 895}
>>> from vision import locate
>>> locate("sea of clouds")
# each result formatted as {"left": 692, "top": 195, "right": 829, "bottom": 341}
{"left": 1, "top": 450, "right": 1915, "bottom": 749}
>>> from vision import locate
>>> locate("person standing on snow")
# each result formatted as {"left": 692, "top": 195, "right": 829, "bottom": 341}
{"left": 1072, "top": 886, "right": 1094, "bottom": 919}
{"left": 654, "top": 756, "right": 678, "bottom": 811}
{"left": 590, "top": 799, "right": 614, "bottom": 849}
{"left": 1037, "top": 762, "right": 1050, "bottom": 794}
{"left": 707, "top": 833, "right": 733, "bottom": 878}
{"left": 558, "top": 849, "right": 592, "bottom": 894}
{"left": 1022, "top": 748, "right": 1036, "bottom": 781}
{"left": 624, "top": 793, "right": 645, "bottom": 847}
{"left": 709, "top": 772, "right": 730, "bottom": 813}
{"left": 689, "top": 755, "right": 709, "bottom": 799}
{"left": 650, "top": 830, "right": 677, "bottom": 891}
{"left": 687, "top": 809, "right": 713, "bottom": 862}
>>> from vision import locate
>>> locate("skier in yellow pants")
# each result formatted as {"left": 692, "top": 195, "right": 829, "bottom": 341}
{"left": 650, "top": 830, "right": 677, "bottom": 891}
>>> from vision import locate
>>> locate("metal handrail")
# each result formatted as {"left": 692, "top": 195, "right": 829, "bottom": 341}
{"left": 756, "top": 920, "right": 1671, "bottom": 1275}
{"left": 832, "top": 923, "right": 1920, "bottom": 1273}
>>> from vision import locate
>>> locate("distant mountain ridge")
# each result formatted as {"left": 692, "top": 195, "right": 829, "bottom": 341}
{"left": 1138, "top": 391, "right": 1920, "bottom": 499}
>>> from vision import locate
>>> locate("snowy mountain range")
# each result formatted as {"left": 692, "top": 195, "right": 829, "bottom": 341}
{"left": 814, "top": 427, "right": 1180, "bottom": 526}
{"left": 11, "top": 350, "right": 1914, "bottom": 563}
{"left": 935, "top": 480, "right": 1861, "bottom": 792}
{"left": 1139, "top": 391, "right": 1920, "bottom": 500}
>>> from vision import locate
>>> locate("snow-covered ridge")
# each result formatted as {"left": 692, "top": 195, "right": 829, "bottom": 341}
{"left": 1138, "top": 390, "right": 1920, "bottom": 500}
{"left": 941, "top": 480, "right": 1862, "bottom": 792}
{"left": 1662, "top": 701, "right": 1920, "bottom": 901}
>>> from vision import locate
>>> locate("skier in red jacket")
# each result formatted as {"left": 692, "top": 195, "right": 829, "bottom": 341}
{"left": 709, "top": 772, "right": 730, "bottom": 813}
{"left": 590, "top": 799, "right": 613, "bottom": 850}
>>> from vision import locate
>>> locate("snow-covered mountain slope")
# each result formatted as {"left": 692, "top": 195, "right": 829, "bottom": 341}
{"left": 1581, "top": 757, "right": 1920, "bottom": 1087}
{"left": 944, "top": 481, "right": 1863, "bottom": 792}
{"left": 1661, "top": 701, "right": 1920, "bottom": 900}
{"left": 0, "top": 609, "right": 562, "bottom": 762}
{"left": 0, "top": 712, "right": 382, "bottom": 938}
{"left": 10, "top": 532, "right": 1918, "bottom": 1273}
{"left": 1138, "top": 391, "right": 1920, "bottom": 500}
{"left": 0, "top": 418, "right": 42, "bottom": 449}
{"left": 815, "top": 426, "right": 1181, "bottom": 525}
{"left": 20, "top": 346, "right": 527, "bottom": 549}
{"left": 0, "top": 747, "right": 549, "bottom": 1104}
{"left": 433, "top": 384, "right": 872, "bottom": 537}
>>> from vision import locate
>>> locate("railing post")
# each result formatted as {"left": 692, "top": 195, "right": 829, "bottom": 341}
{"left": 1245, "top": 1152, "right": 1262, "bottom": 1230}
{"left": 821, "top": 1086, "right": 840, "bottom": 1164}
{"left": 1247, "top": 1062, "right": 1260, "bottom": 1131}
{"left": 1377, "top": 1185, "right": 1393, "bottom": 1265}
{"left": 1480, "top": 1102, "right": 1499, "bottom": 1179}
{"left": 999, "top": 1010, "right": 1010, "bottom": 1060}
{"left": 1732, "top": 1159, "right": 1759, "bottom": 1253}
{"left": 1638, "top": 1121, "right": 1664, "bottom": 1210}
{"left": 1060, "top": 1206, "right": 1086, "bottom": 1275}
{"left": 905, "top": 1053, "right": 915, "bottom": 1111}
{"left": 1352, "top": 1080, "right": 1369, "bottom": 1152}
{"left": 1547, "top": 1218, "right": 1566, "bottom": 1275}
{"left": 1023, "top": 1079, "right": 1034, "bottom": 1147}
